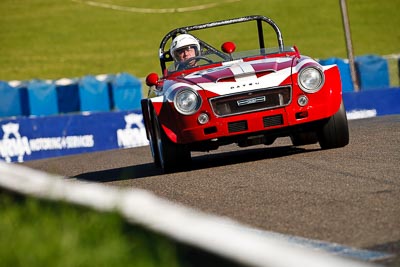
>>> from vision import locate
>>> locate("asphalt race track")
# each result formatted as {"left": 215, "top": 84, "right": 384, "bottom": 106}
{"left": 23, "top": 115, "right": 400, "bottom": 265}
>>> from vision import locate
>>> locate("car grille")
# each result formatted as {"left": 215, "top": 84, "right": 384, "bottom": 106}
{"left": 209, "top": 86, "right": 291, "bottom": 117}
{"left": 227, "top": 115, "right": 283, "bottom": 133}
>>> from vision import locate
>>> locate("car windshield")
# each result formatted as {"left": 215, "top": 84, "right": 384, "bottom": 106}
{"left": 167, "top": 46, "right": 295, "bottom": 73}
{"left": 231, "top": 47, "right": 295, "bottom": 60}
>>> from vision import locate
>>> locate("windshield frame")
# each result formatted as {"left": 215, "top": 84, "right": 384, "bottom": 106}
{"left": 166, "top": 46, "right": 296, "bottom": 73}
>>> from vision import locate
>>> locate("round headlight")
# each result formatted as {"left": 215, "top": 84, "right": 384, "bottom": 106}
{"left": 298, "top": 67, "right": 325, "bottom": 93}
{"left": 174, "top": 89, "right": 201, "bottom": 115}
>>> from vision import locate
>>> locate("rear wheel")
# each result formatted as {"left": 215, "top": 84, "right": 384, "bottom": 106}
{"left": 317, "top": 101, "right": 349, "bottom": 149}
{"left": 153, "top": 111, "right": 191, "bottom": 173}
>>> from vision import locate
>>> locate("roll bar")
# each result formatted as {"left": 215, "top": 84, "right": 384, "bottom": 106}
{"left": 158, "top": 15, "right": 284, "bottom": 72}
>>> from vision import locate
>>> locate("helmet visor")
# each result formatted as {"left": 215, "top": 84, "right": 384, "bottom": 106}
{"left": 175, "top": 45, "right": 196, "bottom": 54}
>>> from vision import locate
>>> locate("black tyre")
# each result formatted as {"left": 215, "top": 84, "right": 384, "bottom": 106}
{"left": 153, "top": 111, "right": 191, "bottom": 173}
{"left": 148, "top": 116, "right": 161, "bottom": 168}
{"left": 317, "top": 100, "right": 349, "bottom": 149}
{"left": 142, "top": 102, "right": 161, "bottom": 167}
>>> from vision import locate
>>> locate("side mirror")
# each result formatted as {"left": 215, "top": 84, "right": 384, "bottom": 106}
{"left": 145, "top": 73, "right": 159, "bottom": 87}
{"left": 221, "top": 42, "right": 236, "bottom": 54}
{"left": 293, "top": 45, "right": 301, "bottom": 59}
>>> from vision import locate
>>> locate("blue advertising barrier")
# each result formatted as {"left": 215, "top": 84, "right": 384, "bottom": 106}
{"left": 343, "top": 87, "right": 400, "bottom": 116}
{"left": 0, "top": 110, "right": 148, "bottom": 162}
{"left": 27, "top": 80, "right": 58, "bottom": 116}
{"left": 57, "top": 81, "right": 80, "bottom": 114}
{"left": 355, "top": 55, "right": 390, "bottom": 90}
{"left": 79, "top": 75, "right": 111, "bottom": 112}
{"left": 111, "top": 73, "right": 142, "bottom": 111}
{"left": 1, "top": 73, "right": 142, "bottom": 118}
{"left": 0, "top": 81, "right": 26, "bottom": 117}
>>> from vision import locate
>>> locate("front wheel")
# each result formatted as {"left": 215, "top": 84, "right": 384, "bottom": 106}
{"left": 153, "top": 111, "right": 191, "bottom": 173}
{"left": 317, "top": 100, "right": 349, "bottom": 149}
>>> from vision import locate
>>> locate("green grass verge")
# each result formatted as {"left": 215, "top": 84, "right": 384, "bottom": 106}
{"left": 1, "top": 0, "right": 399, "bottom": 85}
{"left": 0, "top": 191, "right": 181, "bottom": 267}
{"left": 0, "top": 189, "right": 244, "bottom": 267}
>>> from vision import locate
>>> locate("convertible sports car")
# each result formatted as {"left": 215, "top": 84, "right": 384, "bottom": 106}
{"left": 141, "top": 15, "right": 349, "bottom": 172}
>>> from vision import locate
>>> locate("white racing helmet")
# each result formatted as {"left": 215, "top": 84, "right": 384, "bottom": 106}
{"left": 170, "top": 34, "right": 200, "bottom": 61}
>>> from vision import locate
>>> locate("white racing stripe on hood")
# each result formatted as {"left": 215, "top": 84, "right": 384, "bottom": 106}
{"left": 200, "top": 67, "right": 292, "bottom": 95}
{"left": 257, "top": 67, "right": 292, "bottom": 87}
{"left": 154, "top": 82, "right": 197, "bottom": 103}
{"left": 294, "top": 58, "right": 335, "bottom": 73}
{"left": 229, "top": 61, "right": 257, "bottom": 82}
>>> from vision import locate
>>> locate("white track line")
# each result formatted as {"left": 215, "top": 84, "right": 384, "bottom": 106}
{"left": 346, "top": 109, "right": 377, "bottom": 120}
{"left": 71, "top": 0, "right": 241, "bottom": 13}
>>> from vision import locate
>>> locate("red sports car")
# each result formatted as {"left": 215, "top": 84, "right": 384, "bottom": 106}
{"left": 141, "top": 15, "right": 349, "bottom": 172}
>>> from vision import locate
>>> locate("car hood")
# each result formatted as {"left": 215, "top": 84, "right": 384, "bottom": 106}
{"left": 179, "top": 57, "right": 295, "bottom": 97}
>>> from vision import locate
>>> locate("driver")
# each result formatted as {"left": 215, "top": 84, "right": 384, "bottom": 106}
{"left": 170, "top": 34, "right": 200, "bottom": 69}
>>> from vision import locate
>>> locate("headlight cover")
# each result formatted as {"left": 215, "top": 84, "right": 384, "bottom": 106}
{"left": 298, "top": 67, "right": 325, "bottom": 93}
{"left": 174, "top": 88, "right": 201, "bottom": 115}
